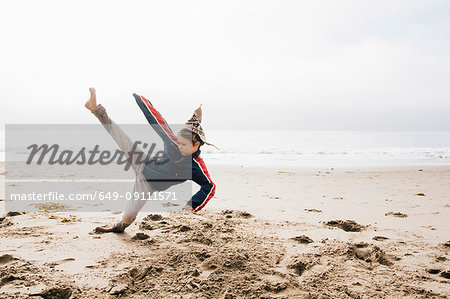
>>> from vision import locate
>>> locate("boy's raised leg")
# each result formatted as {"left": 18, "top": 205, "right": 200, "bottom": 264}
{"left": 85, "top": 88, "right": 153, "bottom": 234}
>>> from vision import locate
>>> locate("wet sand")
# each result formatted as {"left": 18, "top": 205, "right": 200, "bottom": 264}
{"left": 1, "top": 163, "right": 449, "bottom": 298}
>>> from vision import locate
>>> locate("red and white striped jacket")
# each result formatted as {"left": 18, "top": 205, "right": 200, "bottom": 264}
{"left": 133, "top": 93, "right": 216, "bottom": 212}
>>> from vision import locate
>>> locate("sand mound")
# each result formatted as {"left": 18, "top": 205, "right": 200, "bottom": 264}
{"left": 0, "top": 257, "right": 77, "bottom": 298}
{"left": 143, "top": 214, "right": 163, "bottom": 221}
{"left": 103, "top": 211, "right": 297, "bottom": 298}
{"left": 287, "top": 254, "right": 317, "bottom": 275}
{"left": 91, "top": 211, "right": 449, "bottom": 297}
{"left": 131, "top": 232, "right": 150, "bottom": 240}
{"left": 325, "top": 220, "right": 366, "bottom": 232}
{"left": 1, "top": 209, "right": 448, "bottom": 298}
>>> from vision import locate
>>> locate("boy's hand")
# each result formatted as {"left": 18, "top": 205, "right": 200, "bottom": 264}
{"left": 182, "top": 205, "right": 194, "bottom": 212}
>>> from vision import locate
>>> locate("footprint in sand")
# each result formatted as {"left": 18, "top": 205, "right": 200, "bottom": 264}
{"left": 349, "top": 243, "right": 394, "bottom": 266}
{"left": 31, "top": 287, "right": 73, "bottom": 298}
{"left": 385, "top": 212, "right": 408, "bottom": 218}
{"left": 0, "top": 217, "right": 13, "bottom": 228}
{"left": 0, "top": 254, "right": 16, "bottom": 265}
{"left": 427, "top": 269, "right": 440, "bottom": 274}
{"left": 49, "top": 258, "right": 76, "bottom": 265}
{"left": 44, "top": 258, "right": 75, "bottom": 268}
{"left": 6, "top": 211, "right": 26, "bottom": 217}
{"left": 441, "top": 270, "right": 450, "bottom": 279}
{"left": 304, "top": 208, "right": 322, "bottom": 213}
{"left": 372, "top": 236, "right": 389, "bottom": 241}
{"left": 436, "top": 256, "right": 447, "bottom": 262}
{"left": 290, "top": 235, "right": 313, "bottom": 244}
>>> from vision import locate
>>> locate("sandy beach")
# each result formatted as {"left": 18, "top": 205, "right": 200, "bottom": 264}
{"left": 3, "top": 0, "right": 450, "bottom": 297}
{"left": 1, "top": 162, "right": 449, "bottom": 298}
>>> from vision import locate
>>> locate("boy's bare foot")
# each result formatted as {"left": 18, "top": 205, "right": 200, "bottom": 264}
{"left": 94, "top": 225, "right": 115, "bottom": 233}
{"left": 85, "top": 87, "right": 99, "bottom": 112}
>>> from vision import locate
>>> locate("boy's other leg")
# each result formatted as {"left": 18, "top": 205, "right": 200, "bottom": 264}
{"left": 95, "top": 170, "right": 155, "bottom": 233}
{"left": 110, "top": 174, "right": 155, "bottom": 232}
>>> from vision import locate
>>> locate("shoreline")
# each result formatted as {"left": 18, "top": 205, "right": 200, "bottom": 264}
{"left": 208, "top": 163, "right": 450, "bottom": 172}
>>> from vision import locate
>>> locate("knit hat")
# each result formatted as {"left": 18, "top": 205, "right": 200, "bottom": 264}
{"left": 185, "top": 104, "right": 218, "bottom": 149}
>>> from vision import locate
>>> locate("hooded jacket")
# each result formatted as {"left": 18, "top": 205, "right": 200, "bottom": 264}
{"left": 133, "top": 93, "right": 216, "bottom": 211}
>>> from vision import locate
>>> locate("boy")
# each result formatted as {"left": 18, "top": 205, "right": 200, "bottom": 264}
{"left": 84, "top": 88, "right": 216, "bottom": 233}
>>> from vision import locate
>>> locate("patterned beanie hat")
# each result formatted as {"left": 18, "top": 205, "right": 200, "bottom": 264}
{"left": 185, "top": 104, "right": 218, "bottom": 149}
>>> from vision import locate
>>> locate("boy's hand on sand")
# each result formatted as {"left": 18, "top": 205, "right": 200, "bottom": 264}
{"left": 85, "top": 87, "right": 99, "bottom": 112}
{"left": 182, "top": 205, "right": 194, "bottom": 213}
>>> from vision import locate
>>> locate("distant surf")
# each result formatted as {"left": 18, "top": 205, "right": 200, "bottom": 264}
{"left": 201, "top": 130, "right": 450, "bottom": 168}
{"left": 2, "top": 129, "right": 450, "bottom": 168}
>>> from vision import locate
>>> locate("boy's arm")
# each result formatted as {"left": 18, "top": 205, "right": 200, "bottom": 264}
{"left": 187, "top": 157, "right": 216, "bottom": 212}
{"left": 133, "top": 93, "right": 179, "bottom": 146}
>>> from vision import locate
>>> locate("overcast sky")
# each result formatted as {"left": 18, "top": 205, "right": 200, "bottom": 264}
{"left": 1, "top": 0, "right": 449, "bottom": 130}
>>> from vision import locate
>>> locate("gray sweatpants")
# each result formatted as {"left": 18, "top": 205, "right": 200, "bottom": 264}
{"left": 92, "top": 104, "right": 156, "bottom": 232}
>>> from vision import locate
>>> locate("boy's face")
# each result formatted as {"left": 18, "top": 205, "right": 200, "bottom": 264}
{"left": 177, "top": 135, "right": 200, "bottom": 157}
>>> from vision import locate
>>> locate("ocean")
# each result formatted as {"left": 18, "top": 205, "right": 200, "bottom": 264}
{"left": 1, "top": 129, "right": 450, "bottom": 168}
{"left": 200, "top": 130, "right": 450, "bottom": 168}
